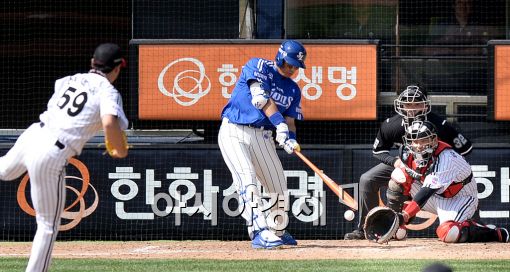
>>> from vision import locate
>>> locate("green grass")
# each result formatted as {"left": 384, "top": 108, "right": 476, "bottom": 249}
{"left": 1, "top": 259, "right": 510, "bottom": 272}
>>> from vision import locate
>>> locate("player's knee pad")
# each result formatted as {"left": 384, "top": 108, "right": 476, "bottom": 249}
{"left": 436, "top": 220, "right": 470, "bottom": 243}
{"left": 388, "top": 179, "right": 404, "bottom": 193}
{"left": 386, "top": 180, "right": 408, "bottom": 212}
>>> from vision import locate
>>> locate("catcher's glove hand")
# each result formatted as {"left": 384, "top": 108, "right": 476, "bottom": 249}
{"left": 364, "top": 206, "right": 401, "bottom": 244}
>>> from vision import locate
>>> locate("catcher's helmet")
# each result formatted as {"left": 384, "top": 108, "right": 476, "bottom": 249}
{"left": 404, "top": 121, "right": 438, "bottom": 167}
{"left": 275, "top": 40, "right": 307, "bottom": 69}
{"left": 394, "top": 85, "right": 431, "bottom": 123}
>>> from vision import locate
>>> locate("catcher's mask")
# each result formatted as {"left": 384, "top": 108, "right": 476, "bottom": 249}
{"left": 404, "top": 121, "right": 438, "bottom": 167}
{"left": 394, "top": 85, "right": 431, "bottom": 125}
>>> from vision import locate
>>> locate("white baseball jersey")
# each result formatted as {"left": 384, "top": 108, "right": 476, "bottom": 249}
{"left": 0, "top": 70, "right": 127, "bottom": 272}
{"left": 40, "top": 72, "right": 128, "bottom": 155}
{"left": 409, "top": 148, "right": 478, "bottom": 224}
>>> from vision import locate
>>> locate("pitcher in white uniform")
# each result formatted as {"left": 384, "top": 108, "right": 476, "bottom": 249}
{"left": 0, "top": 43, "right": 129, "bottom": 271}
{"left": 391, "top": 121, "right": 508, "bottom": 243}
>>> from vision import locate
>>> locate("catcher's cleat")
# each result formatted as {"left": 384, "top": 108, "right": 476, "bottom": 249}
{"left": 497, "top": 228, "right": 509, "bottom": 243}
{"left": 251, "top": 229, "right": 284, "bottom": 249}
{"left": 344, "top": 229, "right": 366, "bottom": 240}
{"left": 279, "top": 232, "right": 298, "bottom": 246}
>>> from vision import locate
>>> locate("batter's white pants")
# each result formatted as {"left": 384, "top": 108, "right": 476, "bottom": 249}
{"left": 218, "top": 118, "right": 289, "bottom": 239}
{"left": 0, "top": 123, "right": 75, "bottom": 272}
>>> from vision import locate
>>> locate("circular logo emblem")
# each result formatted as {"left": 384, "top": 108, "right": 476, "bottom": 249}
{"left": 17, "top": 158, "right": 99, "bottom": 231}
{"left": 158, "top": 57, "right": 211, "bottom": 106}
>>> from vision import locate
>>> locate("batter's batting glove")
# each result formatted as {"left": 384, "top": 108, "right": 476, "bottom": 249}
{"left": 275, "top": 123, "right": 289, "bottom": 146}
{"left": 282, "top": 139, "right": 300, "bottom": 154}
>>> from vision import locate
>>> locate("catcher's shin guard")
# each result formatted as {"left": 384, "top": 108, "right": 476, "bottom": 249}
{"left": 386, "top": 179, "right": 410, "bottom": 212}
{"left": 436, "top": 220, "right": 507, "bottom": 243}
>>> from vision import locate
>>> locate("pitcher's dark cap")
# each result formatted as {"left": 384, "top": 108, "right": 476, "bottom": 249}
{"left": 92, "top": 43, "right": 126, "bottom": 72}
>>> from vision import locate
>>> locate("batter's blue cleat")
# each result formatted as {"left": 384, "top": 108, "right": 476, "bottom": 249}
{"left": 251, "top": 229, "right": 284, "bottom": 249}
{"left": 279, "top": 232, "right": 298, "bottom": 246}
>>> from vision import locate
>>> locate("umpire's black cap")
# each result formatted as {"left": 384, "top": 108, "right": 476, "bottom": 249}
{"left": 92, "top": 43, "right": 126, "bottom": 72}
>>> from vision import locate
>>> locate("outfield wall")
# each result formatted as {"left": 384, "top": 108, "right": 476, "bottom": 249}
{"left": 0, "top": 145, "right": 508, "bottom": 241}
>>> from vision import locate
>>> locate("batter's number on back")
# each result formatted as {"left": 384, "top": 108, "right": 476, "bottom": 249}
{"left": 57, "top": 87, "right": 88, "bottom": 116}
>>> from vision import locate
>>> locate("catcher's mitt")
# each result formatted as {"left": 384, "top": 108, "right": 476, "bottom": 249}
{"left": 364, "top": 206, "right": 400, "bottom": 244}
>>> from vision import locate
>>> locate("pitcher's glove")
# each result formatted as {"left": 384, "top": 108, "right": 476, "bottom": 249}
{"left": 105, "top": 131, "right": 129, "bottom": 157}
{"left": 364, "top": 206, "right": 401, "bottom": 244}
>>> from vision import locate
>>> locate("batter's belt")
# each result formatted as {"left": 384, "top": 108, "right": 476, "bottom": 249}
{"left": 223, "top": 117, "right": 270, "bottom": 130}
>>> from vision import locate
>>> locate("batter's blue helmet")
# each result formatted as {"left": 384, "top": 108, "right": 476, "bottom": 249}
{"left": 275, "top": 40, "right": 307, "bottom": 69}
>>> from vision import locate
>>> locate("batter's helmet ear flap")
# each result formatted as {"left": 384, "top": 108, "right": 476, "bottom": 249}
{"left": 275, "top": 40, "right": 307, "bottom": 69}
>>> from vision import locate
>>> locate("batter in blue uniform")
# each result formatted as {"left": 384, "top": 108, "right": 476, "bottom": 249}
{"left": 218, "top": 40, "right": 306, "bottom": 249}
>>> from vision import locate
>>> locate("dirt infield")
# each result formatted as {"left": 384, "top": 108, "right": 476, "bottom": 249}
{"left": 0, "top": 239, "right": 509, "bottom": 260}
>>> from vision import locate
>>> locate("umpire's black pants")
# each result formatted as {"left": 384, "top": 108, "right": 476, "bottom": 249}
{"left": 356, "top": 163, "right": 394, "bottom": 230}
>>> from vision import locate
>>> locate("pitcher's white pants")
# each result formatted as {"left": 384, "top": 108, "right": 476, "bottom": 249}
{"left": 0, "top": 123, "right": 74, "bottom": 272}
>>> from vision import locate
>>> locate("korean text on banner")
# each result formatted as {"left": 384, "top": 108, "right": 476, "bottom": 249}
{"left": 138, "top": 44, "right": 377, "bottom": 120}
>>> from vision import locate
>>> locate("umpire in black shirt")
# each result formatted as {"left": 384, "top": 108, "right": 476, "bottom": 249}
{"left": 344, "top": 85, "right": 473, "bottom": 240}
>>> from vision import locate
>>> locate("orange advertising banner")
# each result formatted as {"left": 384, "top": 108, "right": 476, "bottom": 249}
{"left": 494, "top": 45, "right": 510, "bottom": 120}
{"left": 138, "top": 43, "right": 377, "bottom": 120}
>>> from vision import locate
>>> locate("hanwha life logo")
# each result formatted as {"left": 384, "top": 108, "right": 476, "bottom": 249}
{"left": 158, "top": 57, "right": 211, "bottom": 106}
{"left": 17, "top": 158, "right": 98, "bottom": 231}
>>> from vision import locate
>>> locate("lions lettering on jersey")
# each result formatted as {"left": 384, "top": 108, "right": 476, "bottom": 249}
{"left": 271, "top": 89, "right": 294, "bottom": 108}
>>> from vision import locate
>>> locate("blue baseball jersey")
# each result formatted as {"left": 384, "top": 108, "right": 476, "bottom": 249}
{"left": 221, "top": 58, "right": 303, "bottom": 128}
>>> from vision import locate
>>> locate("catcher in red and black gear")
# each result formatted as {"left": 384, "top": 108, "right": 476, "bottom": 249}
{"left": 345, "top": 85, "right": 473, "bottom": 240}
{"left": 366, "top": 121, "right": 508, "bottom": 243}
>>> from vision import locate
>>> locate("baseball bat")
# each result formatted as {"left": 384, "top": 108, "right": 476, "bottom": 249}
{"left": 294, "top": 150, "right": 358, "bottom": 210}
